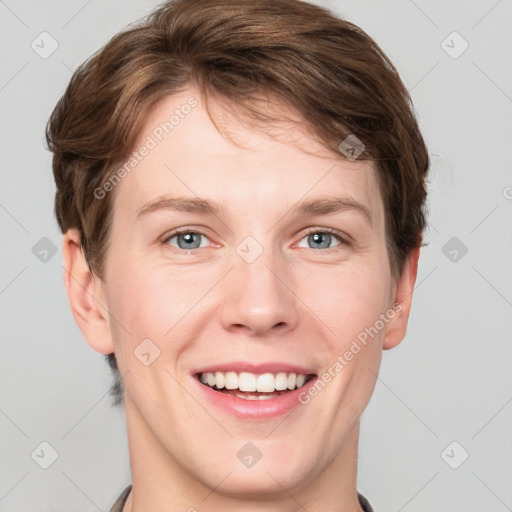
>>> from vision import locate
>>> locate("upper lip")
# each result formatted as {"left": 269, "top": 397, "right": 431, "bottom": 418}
{"left": 192, "top": 362, "right": 316, "bottom": 376}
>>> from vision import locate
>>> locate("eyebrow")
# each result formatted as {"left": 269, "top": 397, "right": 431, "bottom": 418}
{"left": 136, "top": 195, "right": 372, "bottom": 226}
{"left": 137, "top": 196, "right": 224, "bottom": 218}
{"left": 289, "top": 196, "right": 372, "bottom": 226}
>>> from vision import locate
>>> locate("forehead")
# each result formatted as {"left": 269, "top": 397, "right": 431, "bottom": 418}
{"left": 111, "top": 90, "right": 384, "bottom": 228}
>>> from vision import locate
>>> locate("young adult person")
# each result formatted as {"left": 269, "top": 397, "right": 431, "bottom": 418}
{"left": 46, "top": 1, "right": 429, "bottom": 510}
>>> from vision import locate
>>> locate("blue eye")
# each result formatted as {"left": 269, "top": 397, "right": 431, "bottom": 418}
{"left": 165, "top": 231, "right": 208, "bottom": 250}
{"left": 296, "top": 230, "right": 343, "bottom": 250}
{"left": 162, "top": 227, "right": 346, "bottom": 254}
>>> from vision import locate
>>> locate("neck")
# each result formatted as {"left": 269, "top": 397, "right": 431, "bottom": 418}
{"left": 122, "top": 398, "right": 364, "bottom": 512}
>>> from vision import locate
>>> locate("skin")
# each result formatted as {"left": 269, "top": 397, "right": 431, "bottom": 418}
{"left": 62, "top": 89, "right": 419, "bottom": 512}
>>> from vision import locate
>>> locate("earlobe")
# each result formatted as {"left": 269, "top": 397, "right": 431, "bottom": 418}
{"left": 62, "top": 229, "right": 114, "bottom": 355}
{"left": 383, "top": 246, "right": 420, "bottom": 350}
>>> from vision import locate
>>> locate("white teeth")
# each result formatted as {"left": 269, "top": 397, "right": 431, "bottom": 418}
{"left": 275, "top": 372, "right": 288, "bottom": 390}
{"left": 198, "top": 371, "right": 311, "bottom": 393}
{"left": 215, "top": 372, "right": 225, "bottom": 389}
{"left": 239, "top": 372, "right": 257, "bottom": 392}
{"left": 296, "top": 374, "right": 306, "bottom": 388}
{"left": 256, "top": 373, "right": 275, "bottom": 392}
{"left": 224, "top": 371, "right": 238, "bottom": 390}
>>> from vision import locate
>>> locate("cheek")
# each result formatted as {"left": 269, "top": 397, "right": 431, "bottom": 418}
{"left": 105, "top": 235, "right": 393, "bottom": 358}
{"left": 301, "top": 260, "right": 392, "bottom": 345}
{"left": 105, "top": 260, "right": 212, "bottom": 357}
{"left": 103, "top": 269, "right": 193, "bottom": 405}
{"left": 108, "top": 273, "right": 177, "bottom": 338}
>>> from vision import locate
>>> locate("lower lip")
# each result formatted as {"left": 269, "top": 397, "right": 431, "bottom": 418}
{"left": 193, "top": 376, "right": 317, "bottom": 419}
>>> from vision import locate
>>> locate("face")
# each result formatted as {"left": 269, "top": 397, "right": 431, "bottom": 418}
{"left": 68, "top": 89, "right": 417, "bottom": 499}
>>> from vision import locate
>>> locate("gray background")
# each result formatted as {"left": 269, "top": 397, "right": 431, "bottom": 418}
{"left": 1, "top": 0, "right": 511, "bottom": 510}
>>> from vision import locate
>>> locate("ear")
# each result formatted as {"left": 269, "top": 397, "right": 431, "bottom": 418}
{"left": 61, "top": 229, "right": 114, "bottom": 355}
{"left": 383, "top": 246, "right": 420, "bottom": 350}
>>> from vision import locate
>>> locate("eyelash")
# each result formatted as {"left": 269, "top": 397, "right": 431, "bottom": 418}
{"left": 161, "top": 227, "right": 350, "bottom": 255}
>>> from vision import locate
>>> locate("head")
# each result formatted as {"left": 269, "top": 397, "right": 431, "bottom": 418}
{"left": 47, "top": 0, "right": 428, "bottom": 499}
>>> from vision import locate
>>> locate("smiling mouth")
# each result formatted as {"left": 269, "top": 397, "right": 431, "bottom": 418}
{"left": 196, "top": 371, "right": 316, "bottom": 401}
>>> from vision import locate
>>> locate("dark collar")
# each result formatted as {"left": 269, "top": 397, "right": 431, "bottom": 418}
{"left": 110, "top": 485, "right": 375, "bottom": 512}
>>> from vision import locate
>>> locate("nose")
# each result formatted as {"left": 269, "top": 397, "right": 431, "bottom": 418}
{"left": 220, "top": 244, "right": 299, "bottom": 337}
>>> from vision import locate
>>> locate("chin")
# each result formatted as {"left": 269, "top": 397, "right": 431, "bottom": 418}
{"left": 204, "top": 463, "right": 312, "bottom": 500}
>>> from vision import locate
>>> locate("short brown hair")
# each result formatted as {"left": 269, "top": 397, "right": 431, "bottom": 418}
{"left": 46, "top": 0, "right": 429, "bottom": 407}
